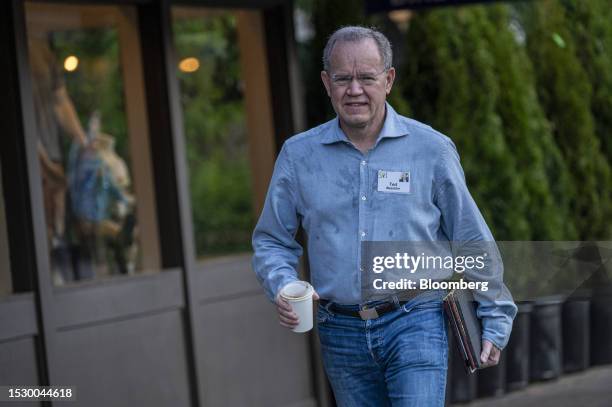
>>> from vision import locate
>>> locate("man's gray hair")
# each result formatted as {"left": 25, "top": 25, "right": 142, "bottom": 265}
{"left": 322, "top": 26, "right": 393, "bottom": 72}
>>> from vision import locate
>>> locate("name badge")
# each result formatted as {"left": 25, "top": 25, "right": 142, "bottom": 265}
{"left": 377, "top": 170, "right": 410, "bottom": 194}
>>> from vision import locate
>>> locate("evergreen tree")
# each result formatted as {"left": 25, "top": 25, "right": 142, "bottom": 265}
{"left": 483, "top": 5, "right": 575, "bottom": 240}
{"left": 561, "top": 0, "right": 612, "bottom": 237}
{"left": 520, "top": 0, "right": 612, "bottom": 239}
{"left": 401, "top": 7, "right": 531, "bottom": 240}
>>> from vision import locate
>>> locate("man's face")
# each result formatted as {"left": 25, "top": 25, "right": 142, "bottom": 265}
{"left": 321, "top": 38, "right": 395, "bottom": 131}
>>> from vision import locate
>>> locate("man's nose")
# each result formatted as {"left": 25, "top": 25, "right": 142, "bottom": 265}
{"left": 346, "top": 77, "right": 364, "bottom": 95}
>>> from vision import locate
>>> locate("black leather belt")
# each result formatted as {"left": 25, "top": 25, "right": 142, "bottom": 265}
{"left": 320, "top": 289, "right": 427, "bottom": 320}
{"left": 319, "top": 300, "right": 401, "bottom": 319}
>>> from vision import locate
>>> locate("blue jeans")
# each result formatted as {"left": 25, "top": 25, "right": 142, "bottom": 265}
{"left": 317, "top": 290, "right": 448, "bottom": 407}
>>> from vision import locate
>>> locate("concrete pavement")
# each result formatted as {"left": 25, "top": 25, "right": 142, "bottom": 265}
{"left": 454, "top": 365, "right": 612, "bottom": 407}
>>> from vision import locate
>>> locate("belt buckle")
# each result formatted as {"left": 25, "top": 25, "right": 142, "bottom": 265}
{"left": 358, "top": 305, "right": 379, "bottom": 320}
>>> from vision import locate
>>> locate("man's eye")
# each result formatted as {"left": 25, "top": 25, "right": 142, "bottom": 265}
{"left": 358, "top": 76, "right": 376, "bottom": 84}
{"left": 333, "top": 76, "right": 351, "bottom": 84}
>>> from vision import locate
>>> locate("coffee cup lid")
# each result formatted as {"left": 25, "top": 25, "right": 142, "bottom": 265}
{"left": 280, "top": 281, "right": 313, "bottom": 301}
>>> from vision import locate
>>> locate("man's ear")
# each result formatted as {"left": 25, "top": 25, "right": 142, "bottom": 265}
{"left": 321, "top": 70, "right": 332, "bottom": 97}
{"left": 385, "top": 67, "right": 396, "bottom": 95}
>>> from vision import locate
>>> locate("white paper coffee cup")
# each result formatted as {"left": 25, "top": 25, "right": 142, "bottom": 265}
{"left": 280, "top": 281, "right": 314, "bottom": 333}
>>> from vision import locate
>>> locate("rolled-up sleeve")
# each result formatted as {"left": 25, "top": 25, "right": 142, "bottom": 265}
{"left": 434, "top": 139, "right": 517, "bottom": 350}
{"left": 252, "top": 143, "right": 303, "bottom": 301}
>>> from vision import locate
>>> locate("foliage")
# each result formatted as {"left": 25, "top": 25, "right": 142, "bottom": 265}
{"left": 174, "top": 14, "right": 253, "bottom": 256}
{"left": 519, "top": 0, "right": 612, "bottom": 239}
{"left": 483, "top": 5, "right": 575, "bottom": 240}
{"left": 561, "top": 0, "right": 612, "bottom": 166}
{"left": 399, "top": 7, "right": 531, "bottom": 240}
{"left": 560, "top": 0, "right": 612, "bottom": 238}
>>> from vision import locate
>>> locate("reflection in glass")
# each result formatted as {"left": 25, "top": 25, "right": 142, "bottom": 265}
{"left": 173, "top": 9, "right": 254, "bottom": 258}
{"left": 0, "top": 164, "right": 12, "bottom": 297}
{"left": 26, "top": 4, "right": 142, "bottom": 285}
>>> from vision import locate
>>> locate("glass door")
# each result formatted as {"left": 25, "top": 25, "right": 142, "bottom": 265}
{"left": 25, "top": 2, "right": 161, "bottom": 286}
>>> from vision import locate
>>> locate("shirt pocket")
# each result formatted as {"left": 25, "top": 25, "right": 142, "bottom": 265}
{"left": 371, "top": 167, "right": 415, "bottom": 215}
{"left": 374, "top": 168, "right": 412, "bottom": 195}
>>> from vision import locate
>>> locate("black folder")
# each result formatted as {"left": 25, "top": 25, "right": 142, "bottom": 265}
{"left": 443, "top": 289, "right": 482, "bottom": 373}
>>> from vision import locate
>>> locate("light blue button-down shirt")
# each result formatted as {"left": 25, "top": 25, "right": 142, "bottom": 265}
{"left": 252, "top": 103, "right": 517, "bottom": 349}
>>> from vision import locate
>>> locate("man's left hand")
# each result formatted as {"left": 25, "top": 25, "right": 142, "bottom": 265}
{"left": 480, "top": 340, "right": 501, "bottom": 367}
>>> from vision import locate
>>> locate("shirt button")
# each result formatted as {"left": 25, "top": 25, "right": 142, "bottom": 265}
{"left": 360, "top": 231, "right": 366, "bottom": 237}
{"left": 361, "top": 196, "right": 367, "bottom": 201}
{"left": 361, "top": 160, "right": 367, "bottom": 166}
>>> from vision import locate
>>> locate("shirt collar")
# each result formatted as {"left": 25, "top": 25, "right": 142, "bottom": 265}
{"left": 319, "top": 102, "right": 411, "bottom": 145}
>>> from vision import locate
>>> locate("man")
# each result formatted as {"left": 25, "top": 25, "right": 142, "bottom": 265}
{"left": 252, "top": 26, "right": 516, "bottom": 406}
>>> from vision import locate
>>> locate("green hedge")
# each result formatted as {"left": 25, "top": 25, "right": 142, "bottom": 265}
{"left": 520, "top": 0, "right": 612, "bottom": 240}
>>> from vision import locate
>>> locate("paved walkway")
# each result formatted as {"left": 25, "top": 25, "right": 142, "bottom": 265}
{"left": 455, "top": 365, "right": 612, "bottom": 407}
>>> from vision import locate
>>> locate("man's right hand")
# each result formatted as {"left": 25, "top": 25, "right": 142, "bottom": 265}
{"left": 275, "top": 289, "right": 319, "bottom": 329}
